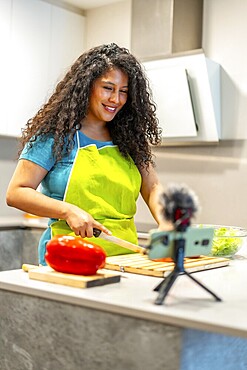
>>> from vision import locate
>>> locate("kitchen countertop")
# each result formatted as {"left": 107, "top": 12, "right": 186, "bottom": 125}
{"left": 1, "top": 255, "right": 247, "bottom": 338}
{"left": 0, "top": 216, "right": 49, "bottom": 229}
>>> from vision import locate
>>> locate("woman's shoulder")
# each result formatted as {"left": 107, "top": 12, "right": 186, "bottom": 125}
{"left": 21, "top": 134, "right": 55, "bottom": 155}
{"left": 19, "top": 133, "right": 77, "bottom": 171}
{"left": 19, "top": 134, "right": 57, "bottom": 170}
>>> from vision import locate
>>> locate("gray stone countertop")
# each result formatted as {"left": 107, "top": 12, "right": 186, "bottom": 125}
{"left": 1, "top": 256, "right": 247, "bottom": 338}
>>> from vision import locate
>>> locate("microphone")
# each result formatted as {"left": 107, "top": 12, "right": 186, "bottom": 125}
{"left": 160, "top": 183, "right": 199, "bottom": 231}
{"left": 151, "top": 184, "right": 221, "bottom": 305}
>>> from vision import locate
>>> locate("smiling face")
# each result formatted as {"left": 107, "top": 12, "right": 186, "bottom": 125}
{"left": 86, "top": 67, "right": 129, "bottom": 125}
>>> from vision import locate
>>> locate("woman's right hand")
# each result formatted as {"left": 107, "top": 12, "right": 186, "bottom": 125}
{"left": 64, "top": 203, "right": 112, "bottom": 238}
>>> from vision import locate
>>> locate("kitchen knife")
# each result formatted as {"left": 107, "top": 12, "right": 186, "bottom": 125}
{"left": 93, "top": 228, "right": 146, "bottom": 253}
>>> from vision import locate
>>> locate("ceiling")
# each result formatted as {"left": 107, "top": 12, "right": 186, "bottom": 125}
{"left": 62, "top": 0, "right": 125, "bottom": 10}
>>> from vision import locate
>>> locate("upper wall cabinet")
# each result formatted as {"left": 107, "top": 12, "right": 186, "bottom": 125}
{"left": 48, "top": 6, "right": 86, "bottom": 93}
{"left": 0, "top": 0, "right": 12, "bottom": 135}
{"left": 0, "top": 0, "right": 85, "bottom": 137}
{"left": 143, "top": 52, "right": 221, "bottom": 145}
{"left": 8, "top": 0, "right": 51, "bottom": 137}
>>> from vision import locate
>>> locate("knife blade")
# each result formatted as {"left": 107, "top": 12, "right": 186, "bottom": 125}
{"left": 93, "top": 228, "right": 145, "bottom": 253}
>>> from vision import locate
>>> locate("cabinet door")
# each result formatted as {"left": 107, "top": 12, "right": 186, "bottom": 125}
{"left": 143, "top": 54, "right": 220, "bottom": 144}
{"left": 47, "top": 5, "right": 85, "bottom": 97}
{"left": 8, "top": 0, "right": 51, "bottom": 137}
{"left": 0, "top": 0, "right": 11, "bottom": 135}
{"left": 1, "top": 1, "right": 85, "bottom": 138}
{"left": 145, "top": 64, "right": 198, "bottom": 138}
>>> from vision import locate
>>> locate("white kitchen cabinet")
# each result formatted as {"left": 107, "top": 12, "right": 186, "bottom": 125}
{"left": 145, "top": 65, "right": 198, "bottom": 138}
{"left": 47, "top": 5, "right": 85, "bottom": 98}
{"left": 0, "top": 0, "right": 11, "bottom": 135}
{"left": 8, "top": 0, "right": 51, "bottom": 137}
{"left": 0, "top": 0, "right": 85, "bottom": 137}
{"left": 143, "top": 52, "right": 221, "bottom": 144}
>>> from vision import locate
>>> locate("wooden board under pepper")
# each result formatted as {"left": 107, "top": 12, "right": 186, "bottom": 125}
{"left": 22, "top": 264, "right": 121, "bottom": 288}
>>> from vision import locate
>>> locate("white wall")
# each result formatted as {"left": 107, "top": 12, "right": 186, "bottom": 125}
{"left": 203, "top": 0, "right": 247, "bottom": 139}
{"left": 85, "top": 0, "right": 131, "bottom": 49}
{"left": 136, "top": 139, "right": 247, "bottom": 231}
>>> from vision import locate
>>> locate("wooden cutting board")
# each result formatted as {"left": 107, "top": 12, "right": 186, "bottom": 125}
{"left": 104, "top": 254, "right": 230, "bottom": 277}
{"left": 22, "top": 264, "right": 121, "bottom": 288}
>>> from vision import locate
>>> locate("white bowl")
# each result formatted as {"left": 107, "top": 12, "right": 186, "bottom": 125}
{"left": 193, "top": 224, "right": 247, "bottom": 258}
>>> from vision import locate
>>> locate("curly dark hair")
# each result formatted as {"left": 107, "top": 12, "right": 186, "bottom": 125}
{"left": 20, "top": 43, "right": 162, "bottom": 169}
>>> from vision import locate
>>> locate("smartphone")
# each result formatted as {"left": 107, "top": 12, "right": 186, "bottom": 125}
{"left": 147, "top": 227, "right": 214, "bottom": 259}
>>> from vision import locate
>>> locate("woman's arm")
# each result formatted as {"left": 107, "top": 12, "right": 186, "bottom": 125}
{"left": 139, "top": 164, "right": 173, "bottom": 231}
{"left": 6, "top": 159, "right": 111, "bottom": 237}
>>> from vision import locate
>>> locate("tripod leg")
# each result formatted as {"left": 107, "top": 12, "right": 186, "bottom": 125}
{"left": 184, "top": 271, "right": 222, "bottom": 302}
{"left": 155, "top": 271, "right": 179, "bottom": 305}
{"left": 154, "top": 279, "right": 165, "bottom": 292}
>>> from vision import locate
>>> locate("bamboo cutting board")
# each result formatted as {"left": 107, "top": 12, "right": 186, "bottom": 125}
{"left": 104, "top": 254, "right": 230, "bottom": 277}
{"left": 23, "top": 264, "right": 121, "bottom": 288}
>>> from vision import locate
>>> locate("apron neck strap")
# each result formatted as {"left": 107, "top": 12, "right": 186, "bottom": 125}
{"left": 76, "top": 130, "right": 80, "bottom": 148}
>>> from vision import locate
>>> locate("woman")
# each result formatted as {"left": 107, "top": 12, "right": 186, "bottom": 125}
{"left": 6, "top": 43, "right": 167, "bottom": 265}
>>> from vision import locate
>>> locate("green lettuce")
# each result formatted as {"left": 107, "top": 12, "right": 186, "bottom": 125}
{"left": 211, "top": 227, "right": 242, "bottom": 256}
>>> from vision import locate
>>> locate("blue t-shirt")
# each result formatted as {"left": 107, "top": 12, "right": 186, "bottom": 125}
{"left": 20, "top": 130, "right": 113, "bottom": 265}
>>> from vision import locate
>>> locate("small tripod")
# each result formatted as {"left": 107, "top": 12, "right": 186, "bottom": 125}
{"left": 154, "top": 237, "right": 222, "bottom": 305}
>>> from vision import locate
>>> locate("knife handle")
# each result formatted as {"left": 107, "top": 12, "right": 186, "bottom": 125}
{"left": 93, "top": 228, "right": 102, "bottom": 237}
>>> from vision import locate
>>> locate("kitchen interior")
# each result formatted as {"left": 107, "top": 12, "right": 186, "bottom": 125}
{"left": 1, "top": 0, "right": 247, "bottom": 369}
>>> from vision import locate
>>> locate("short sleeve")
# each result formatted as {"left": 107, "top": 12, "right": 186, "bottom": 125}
{"left": 19, "top": 136, "right": 56, "bottom": 171}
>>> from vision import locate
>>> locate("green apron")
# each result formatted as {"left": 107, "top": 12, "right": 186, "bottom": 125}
{"left": 50, "top": 132, "right": 142, "bottom": 256}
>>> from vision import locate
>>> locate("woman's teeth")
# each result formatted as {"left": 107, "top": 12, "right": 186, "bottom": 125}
{"left": 104, "top": 105, "right": 116, "bottom": 112}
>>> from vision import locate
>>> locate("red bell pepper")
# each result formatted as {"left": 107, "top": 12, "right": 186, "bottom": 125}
{"left": 45, "top": 235, "right": 106, "bottom": 275}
